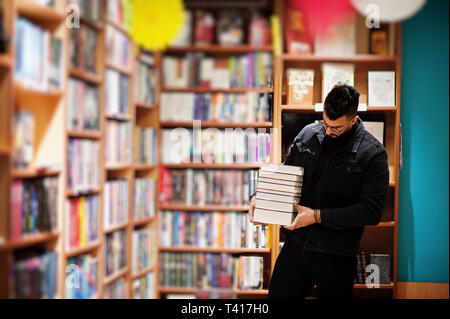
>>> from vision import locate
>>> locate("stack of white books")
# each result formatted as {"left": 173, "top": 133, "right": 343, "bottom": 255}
{"left": 253, "top": 164, "right": 304, "bottom": 226}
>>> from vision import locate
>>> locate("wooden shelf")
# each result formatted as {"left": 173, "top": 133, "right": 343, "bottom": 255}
{"left": 160, "top": 204, "right": 250, "bottom": 212}
{"left": 159, "top": 247, "right": 271, "bottom": 254}
{"left": 0, "top": 55, "right": 12, "bottom": 69}
{"left": 66, "top": 187, "right": 101, "bottom": 197}
{"left": 12, "top": 167, "right": 61, "bottom": 179}
{"left": 104, "top": 267, "right": 129, "bottom": 285}
{"left": 67, "top": 130, "right": 102, "bottom": 139}
{"left": 106, "top": 163, "right": 132, "bottom": 171}
{"left": 281, "top": 105, "right": 397, "bottom": 113}
{"left": 160, "top": 121, "right": 273, "bottom": 129}
{"left": 282, "top": 54, "right": 397, "bottom": 63}
{"left": 162, "top": 163, "right": 262, "bottom": 170}
{"left": 136, "top": 103, "right": 158, "bottom": 110}
{"left": 14, "top": 82, "right": 63, "bottom": 104}
{"left": 3, "top": 231, "right": 59, "bottom": 250}
{"left": 133, "top": 216, "right": 157, "bottom": 227}
{"left": 134, "top": 164, "right": 158, "bottom": 171}
{"left": 105, "top": 113, "right": 132, "bottom": 121}
{"left": 166, "top": 45, "right": 273, "bottom": 54}
{"left": 65, "top": 241, "right": 101, "bottom": 258}
{"left": 80, "top": 17, "right": 104, "bottom": 31}
{"left": 162, "top": 87, "right": 273, "bottom": 93}
{"left": 106, "top": 19, "right": 129, "bottom": 34}
{"left": 106, "top": 62, "right": 132, "bottom": 75}
{"left": 0, "top": 145, "right": 10, "bottom": 156}
{"left": 367, "top": 221, "right": 396, "bottom": 228}
{"left": 353, "top": 283, "right": 394, "bottom": 289}
{"left": 104, "top": 221, "right": 130, "bottom": 234}
{"left": 16, "top": 0, "right": 65, "bottom": 31}
{"left": 68, "top": 68, "right": 102, "bottom": 85}
{"left": 131, "top": 266, "right": 156, "bottom": 280}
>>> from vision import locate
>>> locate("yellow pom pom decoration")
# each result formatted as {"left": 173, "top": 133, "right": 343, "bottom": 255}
{"left": 126, "top": 0, "right": 185, "bottom": 51}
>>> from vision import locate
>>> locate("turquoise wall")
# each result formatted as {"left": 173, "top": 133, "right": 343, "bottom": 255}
{"left": 399, "top": 0, "right": 449, "bottom": 283}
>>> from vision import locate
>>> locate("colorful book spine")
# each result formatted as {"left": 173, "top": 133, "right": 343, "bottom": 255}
{"left": 66, "top": 195, "right": 99, "bottom": 250}
{"left": 66, "top": 254, "right": 98, "bottom": 299}
{"left": 133, "top": 178, "right": 156, "bottom": 220}
{"left": 104, "top": 179, "right": 129, "bottom": 229}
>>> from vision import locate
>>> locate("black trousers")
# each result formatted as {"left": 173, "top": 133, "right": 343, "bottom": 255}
{"left": 268, "top": 237, "right": 357, "bottom": 299}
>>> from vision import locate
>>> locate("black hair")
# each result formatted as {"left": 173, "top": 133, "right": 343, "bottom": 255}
{"left": 324, "top": 84, "right": 360, "bottom": 120}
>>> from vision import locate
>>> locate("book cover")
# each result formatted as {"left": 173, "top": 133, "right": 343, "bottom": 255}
{"left": 253, "top": 208, "right": 296, "bottom": 227}
{"left": 368, "top": 71, "right": 396, "bottom": 106}
{"left": 286, "top": 68, "right": 314, "bottom": 105}
{"left": 321, "top": 63, "right": 355, "bottom": 102}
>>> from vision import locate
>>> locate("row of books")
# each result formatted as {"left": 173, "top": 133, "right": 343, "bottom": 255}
{"left": 133, "top": 273, "right": 156, "bottom": 299}
{"left": 132, "top": 228, "right": 157, "bottom": 275}
{"left": 104, "top": 229, "right": 127, "bottom": 277}
{"left": 10, "top": 250, "right": 57, "bottom": 299}
{"left": 286, "top": 66, "right": 396, "bottom": 106}
{"left": 134, "top": 127, "right": 157, "bottom": 165}
{"left": 163, "top": 52, "right": 272, "bottom": 89}
{"left": 15, "top": 18, "right": 63, "bottom": 91}
{"left": 68, "top": 77, "right": 100, "bottom": 132}
{"left": 10, "top": 177, "right": 58, "bottom": 240}
{"left": 104, "top": 277, "right": 126, "bottom": 299}
{"left": 161, "top": 129, "right": 272, "bottom": 164}
{"left": 106, "top": 0, "right": 126, "bottom": 26}
{"left": 159, "top": 169, "right": 258, "bottom": 206}
{"left": 70, "top": 24, "right": 97, "bottom": 75}
{"left": 135, "top": 59, "right": 158, "bottom": 107}
{"left": 159, "top": 211, "right": 269, "bottom": 249}
{"left": 67, "top": 139, "right": 100, "bottom": 191}
{"left": 133, "top": 178, "right": 156, "bottom": 220}
{"left": 13, "top": 110, "right": 34, "bottom": 169}
{"left": 106, "top": 69, "right": 130, "bottom": 116}
{"left": 105, "top": 120, "right": 131, "bottom": 164}
{"left": 106, "top": 24, "right": 130, "bottom": 68}
{"left": 104, "top": 180, "right": 129, "bottom": 229}
{"left": 66, "top": 195, "right": 100, "bottom": 250}
{"left": 66, "top": 254, "right": 98, "bottom": 299}
{"left": 173, "top": 9, "right": 271, "bottom": 47}
{"left": 285, "top": 5, "right": 396, "bottom": 56}
{"left": 69, "top": 0, "right": 102, "bottom": 22}
{"left": 159, "top": 92, "right": 272, "bottom": 123}
{"left": 159, "top": 253, "right": 263, "bottom": 290}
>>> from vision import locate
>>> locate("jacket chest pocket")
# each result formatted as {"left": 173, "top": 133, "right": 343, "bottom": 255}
{"left": 327, "top": 163, "right": 363, "bottom": 202}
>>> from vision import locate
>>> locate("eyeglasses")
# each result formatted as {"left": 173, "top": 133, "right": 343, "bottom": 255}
{"left": 318, "top": 120, "right": 344, "bottom": 135}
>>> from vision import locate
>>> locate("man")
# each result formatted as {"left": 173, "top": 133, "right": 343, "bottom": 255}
{"left": 249, "top": 84, "right": 389, "bottom": 299}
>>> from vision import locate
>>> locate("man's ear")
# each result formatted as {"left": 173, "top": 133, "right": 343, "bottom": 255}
{"left": 352, "top": 115, "right": 359, "bottom": 125}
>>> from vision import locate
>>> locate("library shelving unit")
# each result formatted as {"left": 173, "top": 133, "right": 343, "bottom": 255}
{"left": 272, "top": 0, "right": 402, "bottom": 299}
{"left": 157, "top": 1, "right": 277, "bottom": 299}
{"left": 0, "top": 0, "right": 67, "bottom": 298}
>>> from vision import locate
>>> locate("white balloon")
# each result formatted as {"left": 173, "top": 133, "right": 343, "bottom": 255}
{"left": 351, "top": 0, "right": 427, "bottom": 22}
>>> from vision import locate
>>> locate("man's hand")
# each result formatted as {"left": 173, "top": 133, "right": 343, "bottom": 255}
{"left": 283, "top": 202, "right": 318, "bottom": 231}
{"left": 249, "top": 196, "right": 263, "bottom": 225}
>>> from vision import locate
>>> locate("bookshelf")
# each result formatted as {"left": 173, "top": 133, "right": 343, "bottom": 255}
{"left": 273, "top": 0, "right": 402, "bottom": 299}
{"left": 0, "top": 0, "right": 402, "bottom": 300}
{"left": 157, "top": 1, "right": 276, "bottom": 299}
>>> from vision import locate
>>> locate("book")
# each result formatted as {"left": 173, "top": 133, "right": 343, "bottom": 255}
{"left": 249, "top": 10, "right": 271, "bottom": 46}
{"left": 286, "top": 69, "right": 314, "bottom": 105}
{"left": 135, "top": 59, "right": 158, "bottom": 107}
{"left": 370, "top": 24, "right": 388, "bottom": 55}
{"left": 321, "top": 63, "right": 355, "bottom": 102}
{"left": 67, "top": 139, "right": 100, "bottom": 192}
{"left": 15, "top": 18, "right": 63, "bottom": 91}
{"left": 70, "top": 24, "right": 98, "bottom": 74}
{"left": 258, "top": 177, "right": 302, "bottom": 187}
{"left": 10, "top": 249, "right": 57, "bottom": 299}
{"left": 159, "top": 210, "right": 268, "bottom": 249}
{"left": 314, "top": 18, "right": 356, "bottom": 56}
{"left": 133, "top": 273, "right": 155, "bottom": 299}
{"left": 261, "top": 163, "right": 304, "bottom": 176}
{"left": 68, "top": 78, "right": 100, "bottom": 131}
{"left": 132, "top": 227, "right": 157, "bottom": 275}
{"left": 172, "top": 10, "right": 192, "bottom": 46}
{"left": 368, "top": 71, "right": 396, "bottom": 106}
{"left": 104, "top": 179, "right": 129, "bottom": 229}
{"left": 104, "top": 277, "right": 126, "bottom": 299}
{"left": 285, "top": 5, "right": 313, "bottom": 54}
{"left": 106, "top": 0, "right": 126, "bottom": 26}
{"left": 134, "top": 127, "right": 157, "bottom": 165}
{"left": 66, "top": 195, "right": 99, "bottom": 250}
{"left": 257, "top": 181, "right": 301, "bottom": 194}
{"left": 105, "top": 120, "right": 131, "bottom": 165}
{"left": 10, "top": 177, "right": 58, "bottom": 240}
{"left": 13, "top": 110, "right": 34, "bottom": 169}
{"left": 69, "top": 0, "right": 102, "bottom": 22}
{"left": 66, "top": 254, "right": 98, "bottom": 299}
{"left": 134, "top": 178, "right": 156, "bottom": 220}
{"left": 194, "top": 10, "right": 215, "bottom": 45}
{"left": 255, "top": 198, "right": 296, "bottom": 213}
{"left": 256, "top": 190, "right": 300, "bottom": 204}
{"left": 105, "top": 229, "right": 127, "bottom": 277}
{"left": 258, "top": 169, "right": 302, "bottom": 182}
{"left": 253, "top": 207, "right": 297, "bottom": 226}
{"left": 363, "top": 121, "right": 385, "bottom": 145}
{"left": 106, "top": 69, "right": 130, "bottom": 116}
{"left": 106, "top": 24, "right": 130, "bottom": 68}
{"left": 216, "top": 10, "right": 244, "bottom": 46}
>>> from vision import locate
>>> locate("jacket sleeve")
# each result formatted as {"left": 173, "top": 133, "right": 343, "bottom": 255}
{"left": 319, "top": 150, "right": 389, "bottom": 230}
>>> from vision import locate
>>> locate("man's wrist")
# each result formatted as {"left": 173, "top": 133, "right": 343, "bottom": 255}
{"left": 314, "top": 209, "right": 321, "bottom": 224}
